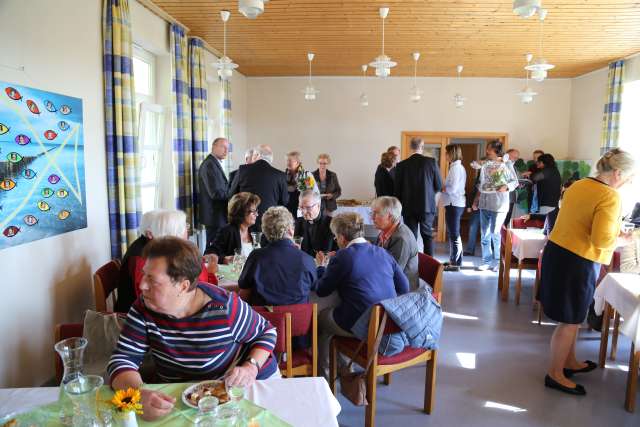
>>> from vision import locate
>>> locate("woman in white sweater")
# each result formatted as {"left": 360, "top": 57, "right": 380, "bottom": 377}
{"left": 441, "top": 145, "right": 467, "bottom": 271}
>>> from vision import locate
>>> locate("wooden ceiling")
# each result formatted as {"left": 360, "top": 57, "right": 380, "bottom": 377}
{"left": 150, "top": 0, "right": 640, "bottom": 78}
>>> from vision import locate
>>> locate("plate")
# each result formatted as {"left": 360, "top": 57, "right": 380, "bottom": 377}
{"left": 182, "top": 380, "right": 230, "bottom": 409}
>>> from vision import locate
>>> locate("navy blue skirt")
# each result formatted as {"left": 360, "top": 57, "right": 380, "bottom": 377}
{"left": 539, "top": 241, "right": 601, "bottom": 324}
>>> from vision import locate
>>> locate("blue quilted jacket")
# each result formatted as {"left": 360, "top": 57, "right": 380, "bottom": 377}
{"left": 351, "top": 287, "right": 443, "bottom": 356}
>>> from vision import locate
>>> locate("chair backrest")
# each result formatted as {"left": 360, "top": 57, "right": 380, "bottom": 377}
{"left": 94, "top": 260, "right": 121, "bottom": 312}
{"left": 501, "top": 225, "right": 513, "bottom": 255}
{"left": 251, "top": 308, "right": 289, "bottom": 354}
{"left": 418, "top": 253, "right": 443, "bottom": 303}
{"left": 511, "top": 218, "right": 527, "bottom": 229}
{"left": 512, "top": 217, "right": 545, "bottom": 229}
{"left": 266, "top": 304, "right": 315, "bottom": 338}
{"left": 54, "top": 323, "right": 84, "bottom": 383}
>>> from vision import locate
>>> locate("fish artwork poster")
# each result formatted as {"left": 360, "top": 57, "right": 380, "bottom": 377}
{"left": 0, "top": 81, "right": 87, "bottom": 250}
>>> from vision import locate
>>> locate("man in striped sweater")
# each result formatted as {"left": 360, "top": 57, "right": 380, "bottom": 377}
{"left": 108, "top": 237, "right": 277, "bottom": 421}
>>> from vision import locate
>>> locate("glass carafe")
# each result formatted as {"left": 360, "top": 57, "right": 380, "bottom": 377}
{"left": 55, "top": 337, "right": 88, "bottom": 426}
{"left": 64, "top": 374, "right": 104, "bottom": 427}
{"left": 193, "top": 396, "right": 219, "bottom": 427}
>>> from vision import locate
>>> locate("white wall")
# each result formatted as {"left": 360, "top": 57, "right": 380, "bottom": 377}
{"left": 247, "top": 76, "right": 572, "bottom": 199}
{"left": 0, "top": 0, "right": 109, "bottom": 387}
{"left": 568, "top": 67, "right": 608, "bottom": 164}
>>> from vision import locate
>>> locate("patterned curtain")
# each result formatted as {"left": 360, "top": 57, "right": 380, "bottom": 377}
{"left": 601, "top": 60, "right": 625, "bottom": 155}
{"left": 102, "top": 0, "right": 141, "bottom": 259}
{"left": 170, "top": 24, "right": 194, "bottom": 226}
{"left": 188, "top": 37, "right": 208, "bottom": 228}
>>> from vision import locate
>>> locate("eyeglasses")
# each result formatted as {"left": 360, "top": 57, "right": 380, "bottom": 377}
{"left": 247, "top": 209, "right": 258, "bottom": 215}
{"left": 300, "top": 204, "right": 318, "bottom": 212}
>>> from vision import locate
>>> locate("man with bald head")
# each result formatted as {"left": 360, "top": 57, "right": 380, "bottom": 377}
{"left": 229, "top": 144, "right": 288, "bottom": 230}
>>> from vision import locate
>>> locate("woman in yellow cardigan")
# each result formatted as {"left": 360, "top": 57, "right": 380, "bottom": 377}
{"left": 539, "top": 149, "right": 636, "bottom": 396}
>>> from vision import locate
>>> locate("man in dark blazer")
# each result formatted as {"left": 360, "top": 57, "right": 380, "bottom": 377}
{"left": 393, "top": 137, "right": 443, "bottom": 256}
{"left": 295, "top": 190, "right": 336, "bottom": 257}
{"left": 229, "top": 147, "right": 257, "bottom": 187}
{"left": 198, "top": 137, "right": 230, "bottom": 250}
{"left": 229, "top": 144, "right": 288, "bottom": 230}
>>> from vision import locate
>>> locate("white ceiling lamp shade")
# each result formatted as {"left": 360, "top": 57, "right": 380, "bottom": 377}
{"left": 409, "top": 52, "right": 422, "bottom": 102}
{"left": 369, "top": 7, "right": 397, "bottom": 79}
{"left": 238, "top": 0, "right": 269, "bottom": 19}
{"left": 302, "top": 53, "right": 319, "bottom": 101}
{"left": 213, "top": 10, "right": 239, "bottom": 81}
{"left": 360, "top": 64, "right": 369, "bottom": 107}
{"left": 453, "top": 65, "right": 467, "bottom": 109}
{"left": 513, "top": 0, "right": 541, "bottom": 18}
{"left": 517, "top": 53, "right": 538, "bottom": 104}
{"left": 524, "top": 8, "right": 555, "bottom": 82}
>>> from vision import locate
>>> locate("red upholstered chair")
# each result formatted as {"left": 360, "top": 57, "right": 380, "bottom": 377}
{"left": 418, "top": 253, "right": 444, "bottom": 304}
{"left": 93, "top": 260, "right": 121, "bottom": 312}
{"left": 54, "top": 323, "right": 84, "bottom": 383}
{"left": 254, "top": 304, "right": 318, "bottom": 377}
{"left": 511, "top": 217, "right": 545, "bottom": 229}
{"left": 251, "top": 309, "right": 290, "bottom": 373}
{"left": 330, "top": 305, "right": 438, "bottom": 427}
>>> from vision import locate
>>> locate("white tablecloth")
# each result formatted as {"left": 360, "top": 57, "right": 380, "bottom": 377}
{"left": 594, "top": 273, "right": 640, "bottom": 345}
{"left": 0, "top": 378, "right": 341, "bottom": 427}
{"left": 510, "top": 228, "right": 547, "bottom": 260}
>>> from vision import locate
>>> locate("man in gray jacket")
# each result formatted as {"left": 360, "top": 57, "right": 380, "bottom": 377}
{"left": 371, "top": 196, "right": 419, "bottom": 290}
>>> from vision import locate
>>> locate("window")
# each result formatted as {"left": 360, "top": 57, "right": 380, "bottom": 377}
{"left": 619, "top": 79, "right": 640, "bottom": 216}
{"left": 133, "top": 46, "right": 166, "bottom": 212}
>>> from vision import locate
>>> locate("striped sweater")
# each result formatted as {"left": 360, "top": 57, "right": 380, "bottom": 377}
{"left": 107, "top": 283, "right": 277, "bottom": 383}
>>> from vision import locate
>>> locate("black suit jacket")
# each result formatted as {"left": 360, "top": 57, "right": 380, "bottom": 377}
{"left": 229, "top": 160, "right": 289, "bottom": 227}
{"left": 374, "top": 164, "right": 394, "bottom": 197}
{"left": 209, "top": 223, "right": 242, "bottom": 258}
{"left": 312, "top": 169, "right": 342, "bottom": 213}
{"left": 394, "top": 153, "right": 443, "bottom": 217}
{"left": 294, "top": 215, "right": 336, "bottom": 257}
{"left": 198, "top": 154, "right": 229, "bottom": 228}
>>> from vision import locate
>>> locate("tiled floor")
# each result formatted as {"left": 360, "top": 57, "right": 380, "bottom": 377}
{"left": 335, "top": 250, "right": 640, "bottom": 427}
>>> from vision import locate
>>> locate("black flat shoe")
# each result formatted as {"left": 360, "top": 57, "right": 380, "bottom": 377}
{"left": 444, "top": 265, "right": 460, "bottom": 272}
{"left": 544, "top": 375, "right": 586, "bottom": 396}
{"left": 563, "top": 360, "right": 597, "bottom": 378}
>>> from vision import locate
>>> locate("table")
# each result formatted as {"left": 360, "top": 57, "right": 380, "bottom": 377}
{"left": 500, "top": 228, "right": 546, "bottom": 304}
{"left": 217, "top": 263, "right": 240, "bottom": 292}
{"left": 594, "top": 272, "right": 640, "bottom": 412}
{"left": 0, "top": 377, "right": 341, "bottom": 427}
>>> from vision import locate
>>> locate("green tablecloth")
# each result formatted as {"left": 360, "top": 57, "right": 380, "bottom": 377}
{"left": 2, "top": 383, "right": 290, "bottom": 427}
{"left": 217, "top": 264, "right": 240, "bottom": 283}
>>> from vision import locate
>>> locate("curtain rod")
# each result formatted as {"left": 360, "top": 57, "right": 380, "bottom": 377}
{"left": 135, "top": 0, "right": 223, "bottom": 58}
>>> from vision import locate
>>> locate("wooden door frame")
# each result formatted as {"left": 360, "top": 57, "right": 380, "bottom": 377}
{"left": 400, "top": 131, "right": 509, "bottom": 242}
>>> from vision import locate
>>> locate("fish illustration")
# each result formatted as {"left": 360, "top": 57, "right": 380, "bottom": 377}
{"left": 44, "top": 100, "right": 57, "bottom": 112}
{"left": 58, "top": 121, "right": 69, "bottom": 131}
{"left": 0, "top": 123, "right": 9, "bottom": 135}
{"left": 59, "top": 105, "right": 71, "bottom": 115}
{"left": 23, "top": 215, "right": 38, "bottom": 226}
{"left": 26, "top": 100, "right": 40, "bottom": 115}
{"left": 7, "top": 152, "right": 23, "bottom": 163}
{"left": 5, "top": 87, "right": 22, "bottom": 101}
{"left": 48, "top": 174, "right": 60, "bottom": 184}
{"left": 44, "top": 130, "right": 58, "bottom": 140}
{"left": 58, "top": 210, "right": 71, "bottom": 220}
{"left": 3, "top": 226, "right": 20, "bottom": 238}
{"left": 15, "top": 134, "right": 31, "bottom": 145}
{"left": 41, "top": 187, "right": 54, "bottom": 198}
{"left": 37, "top": 201, "right": 50, "bottom": 211}
{"left": 22, "top": 168, "right": 36, "bottom": 179}
{"left": 55, "top": 188, "right": 68, "bottom": 198}
{"left": 0, "top": 178, "right": 16, "bottom": 191}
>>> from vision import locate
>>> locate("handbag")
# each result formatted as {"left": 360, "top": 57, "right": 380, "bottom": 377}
{"left": 337, "top": 313, "right": 388, "bottom": 406}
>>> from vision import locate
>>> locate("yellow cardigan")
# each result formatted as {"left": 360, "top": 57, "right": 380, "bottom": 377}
{"left": 550, "top": 178, "right": 621, "bottom": 265}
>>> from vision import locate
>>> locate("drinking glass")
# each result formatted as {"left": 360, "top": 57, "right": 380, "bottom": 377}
{"left": 193, "top": 396, "right": 219, "bottom": 427}
{"left": 232, "top": 252, "right": 246, "bottom": 275}
{"left": 55, "top": 337, "right": 88, "bottom": 426}
{"left": 63, "top": 375, "right": 104, "bottom": 427}
{"left": 223, "top": 384, "right": 245, "bottom": 425}
{"left": 293, "top": 236, "right": 303, "bottom": 247}
{"left": 251, "top": 232, "right": 262, "bottom": 249}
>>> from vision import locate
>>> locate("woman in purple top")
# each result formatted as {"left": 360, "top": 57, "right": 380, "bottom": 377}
{"left": 108, "top": 237, "right": 277, "bottom": 422}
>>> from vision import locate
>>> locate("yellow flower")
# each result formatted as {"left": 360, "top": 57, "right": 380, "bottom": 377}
{"left": 111, "top": 388, "right": 144, "bottom": 414}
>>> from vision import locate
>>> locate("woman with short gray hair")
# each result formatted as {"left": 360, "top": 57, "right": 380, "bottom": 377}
{"left": 239, "top": 206, "right": 317, "bottom": 307}
{"left": 371, "top": 197, "right": 419, "bottom": 290}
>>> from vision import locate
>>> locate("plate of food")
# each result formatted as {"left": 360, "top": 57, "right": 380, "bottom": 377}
{"left": 182, "top": 380, "right": 230, "bottom": 409}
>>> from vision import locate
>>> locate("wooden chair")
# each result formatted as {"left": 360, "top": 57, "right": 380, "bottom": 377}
{"left": 93, "top": 259, "right": 121, "bottom": 312}
{"left": 499, "top": 226, "right": 539, "bottom": 304}
{"left": 251, "top": 310, "right": 290, "bottom": 375}
{"left": 54, "top": 323, "right": 84, "bottom": 383}
{"left": 533, "top": 249, "right": 544, "bottom": 324}
{"left": 418, "top": 253, "right": 444, "bottom": 304}
{"left": 512, "top": 217, "right": 545, "bottom": 229}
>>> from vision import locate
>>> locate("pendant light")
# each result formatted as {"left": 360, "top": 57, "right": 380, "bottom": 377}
{"left": 213, "top": 10, "right": 239, "bottom": 81}
{"left": 525, "top": 8, "right": 554, "bottom": 82}
{"left": 517, "top": 53, "right": 538, "bottom": 104}
{"left": 302, "top": 53, "right": 319, "bottom": 101}
{"left": 453, "top": 65, "right": 467, "bottom": 109}
{"left": 409, "top": 52, "right": 422, "bottom": 102}
{"left": 239, "top": 0, "right": 269, "bottom": 19}
{"left": 513, "top": 0, "right": 541, "bottom": 18}
{"left": 369, "top": 7, "right": 397, "bottom": 79}
{"left": 360, "top": 65, "right": 369, "bottom": 107}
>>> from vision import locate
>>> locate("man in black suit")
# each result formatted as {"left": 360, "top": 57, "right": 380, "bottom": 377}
{"left": 393, "top": 137, "right": 443, "bottom": 256}
{"left": 294, "top": 190, "right": 336, "bottom": 257}
{"left": 229, "top": 144, "right": 288, "bottom": 230}
{"left": 229, "top": 147, "right": 257, "bottom": 186}
{"left": 198, "top": 137, "right": 229, "bottom": 250}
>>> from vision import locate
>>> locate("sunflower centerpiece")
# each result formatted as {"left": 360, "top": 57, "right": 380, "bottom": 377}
{"left": 111, "top": 388, "right": 143, "bottom": 427}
